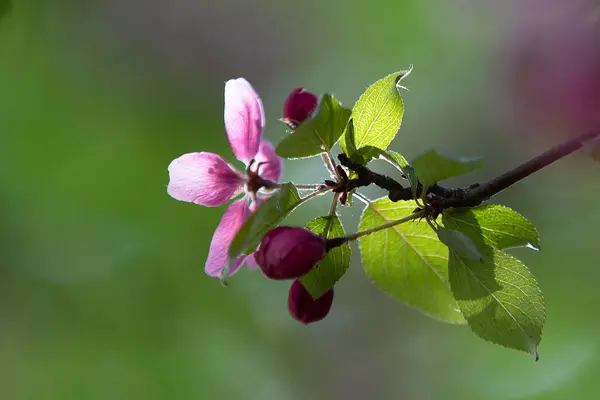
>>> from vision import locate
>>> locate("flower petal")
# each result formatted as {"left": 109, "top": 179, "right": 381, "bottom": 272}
{"left": 205, "top": 199, "right": 252, "bottom": 277}
{"left": 254, "top": 140, "right": 283, "bottom": 183}
{"left": 224, "top": 78, "right": 265, "bottom": 164}
{"left": 167, "top": 152, "right": 243, "bottom": 207}
{"left": 245, "top": 253, "right": 259, "bottom": 270}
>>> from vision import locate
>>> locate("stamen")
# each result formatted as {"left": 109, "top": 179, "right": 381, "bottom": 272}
{"left": 255, "top": 161, "right": 268, "bottom": 175}
{"left": 246, "top": 159, "right": 256, "bottom": 174}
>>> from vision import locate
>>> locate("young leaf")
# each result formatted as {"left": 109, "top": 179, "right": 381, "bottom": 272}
{"left": 437, "top": 228, "right": 484, "bottom": 261}
{"left": 448, "top": 249, "right": 546, "bottom": 357}
{"left": 378, "top": 149, "right": 409, "bottom": 171}
{"left": 442, "top": 205, "right": 540, "bottom": 251}
{"left": 228, "top": 183, "right": 301, "bottom": 259}
{"left": 339, "top": 119, "right": 357, "bottom": 160}
{"left": 411, "top": 149, "right": 482, "bottom": 186}
{"left": 276, "top": 94, "right": 351, "bottom": 159}
{"left": 300, "top": 215, "right": 351, "bottom": 299}
{"left": 378, "top": 150, "right": 420, "bottom": 196}
{"left": 358, "top": 197, "right": 465, "bottom": 324}
{"left": 351, "top": 70, "right": 408, "bottom": 152}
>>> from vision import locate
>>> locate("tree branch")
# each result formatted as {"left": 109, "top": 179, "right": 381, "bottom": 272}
{"left": 338, "top": 129, "right": 600, "bottom": 212}
{"left": 336, "top": 153, "right": 414, "bottom": 201}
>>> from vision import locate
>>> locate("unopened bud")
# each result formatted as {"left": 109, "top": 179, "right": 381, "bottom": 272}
{"left": 281, "top": 88, "right": 318, "bottom": 129}
{"left": 288, "top": 280, "right": 334, "bottom": 324}
{"left": 254, "top": 227, "right": 326, "bottom": 280}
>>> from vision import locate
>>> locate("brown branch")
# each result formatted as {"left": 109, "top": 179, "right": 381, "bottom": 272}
{"left": 338, "top": 129, "right": 600, "bottom": 212}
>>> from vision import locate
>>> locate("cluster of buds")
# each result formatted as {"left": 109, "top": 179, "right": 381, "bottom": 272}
{"left": 252, "top": 88, "right": 335, "bottom": 324}
{"left": 253, "top": 226, "right": 336, "bottom": 324}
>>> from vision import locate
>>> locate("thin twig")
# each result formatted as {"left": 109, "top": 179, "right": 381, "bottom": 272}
{"left": 300, "top": 186, "right": 333, "bottom": 203}
{"left": 323, "top": 192, "right": 340, "bottom": 239}
{"left": 352, "top": 191, "right": 372, "bottom": 206}
{"left": 327, "top": 211, "right": 425, "bottom": 249}
{"left": 320, "top": 153, "right": 338, "bottom": 179}
{"left": 294, "top": 183, "right": 323, "bottom": 190}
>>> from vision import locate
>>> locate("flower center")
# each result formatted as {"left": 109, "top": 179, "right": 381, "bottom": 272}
{"left": 244, "top": 159, "right": 277, "bottom": 196}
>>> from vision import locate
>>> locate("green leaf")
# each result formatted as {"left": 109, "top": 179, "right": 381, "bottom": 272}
{"left": 228, "top": 183, "right": 301, "bottom": 259}
{"left": 300, "top": 215, "right": 351, "bottom": 299}
{"left": 378, "top": 149, "right": 409, "bottom": 171}
{"left": 358, "top": 197, "right": 465, "bottom": 324}
{"left": 448, "top": 249, "right": 545, "bottom": 357}
{"left": 351, "top": 70, "right": 409, "bottom": 152}
{"left": 437, "top": 228, "right": 484, "bottom": 261}
{"left": 378, "top": 150, "right": 419, "bottom": 196}
{"left": 411, "top": 149, "right": 482, "bottom": 186}
{"left": 339, "top": 119, "right": 357, "bottom": 160}
{"left": 442, "top": 205, "right": 540, "bottom": 251}
{"left": 276, "top": 94, "right": 351, "bottom": 159}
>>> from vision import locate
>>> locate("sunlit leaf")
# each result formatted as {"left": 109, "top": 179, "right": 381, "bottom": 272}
{"left": 339, "top": 119, "right": 357, "bottom": 160}
{"left": 228, "top": 183, "right": 301, "bottom": 259}
{"left": 358, "top": 197, "right": 465, "bottom": 324}
{"left": 276, "top": 94, "right": 351, "bottom": 159}
{"left": 301, "top": 215, "right": 351, "bottom": 299}
{"left": 449, "top": 249, "right": 545, "bottom": 358}
{"left": 442, "top": 205, "right": 540, "bottom": 251}
{"left": 351, "top": 69, "right": 409, "bottom": 152}
{"left": 411, "top": 149, "right": 482, "bottom": 186}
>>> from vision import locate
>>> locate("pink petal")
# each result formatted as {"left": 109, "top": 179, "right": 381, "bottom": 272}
{"left": 167, "top": 152, "right": 243, "bottom": 207}
{"left": 245, "top": 254, "right": 259, "bottom": 270}
{"left": 224, "top": 78, "right": 265, "bottom": 164}
{"left": 205, "top": 199, "right": 252, "bottom": 277}
{"left": 254, "top": 139, "right": 283, "bottom": 183}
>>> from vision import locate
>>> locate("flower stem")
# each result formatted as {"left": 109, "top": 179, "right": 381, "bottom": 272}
{"left": 326, "top": 210, "right": 425, "bottom": 250}
{"left": 320, "top": 153, "right": 337, "bottom": 178}
{"left": 294, "top": 183, "right": 323, "bottom": 190}
{"left": 300, "top": 186, "right": 333, "bottom": 203}
{"left": 323, "top": 192, "right": 340, "bottom": 238}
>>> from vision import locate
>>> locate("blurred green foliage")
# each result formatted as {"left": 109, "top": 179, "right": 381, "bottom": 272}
{"left": 2, "top": 1, "right": 600, "bottom": 399}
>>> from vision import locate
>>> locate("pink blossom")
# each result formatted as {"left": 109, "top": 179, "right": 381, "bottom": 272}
{"left": 167, "top": 78, "right": 282, "bottom": 278}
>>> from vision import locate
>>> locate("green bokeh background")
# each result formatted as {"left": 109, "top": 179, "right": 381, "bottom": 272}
{"left": 2, "top": 1, "right": 600, "bottom": 399}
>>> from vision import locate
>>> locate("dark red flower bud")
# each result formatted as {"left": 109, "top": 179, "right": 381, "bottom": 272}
{"left": 288, "top": 280, "right": 334, "bottom": 324}
{"left": 281, "top": 88, "right": 318, "bottom": 129}
{"left": 254, "top": 227, "right": 326, "bottom": 280}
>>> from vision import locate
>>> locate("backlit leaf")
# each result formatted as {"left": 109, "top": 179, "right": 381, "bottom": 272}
{"left": 276, "top": 94, "right": 351, "bottom": 159}
{"left": 301, "top": 215, "right": 351, "bottom": 298}
{"left": 412, "top": 149, "right": 482, "bottom": 186}
{"left": 229, "top": 183, "right": 301, "bottom": 259}
{"left": 449, "top": 249, "right": 545, "bottom": 357}
{"left": 442, "top": 205, "right": 540, "bottom": 251}
{"left": 358, "top": 197, "right": 465, "bottom": 323}
{"left": 351, "top": 70, "right": 409, "bottom": 152}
